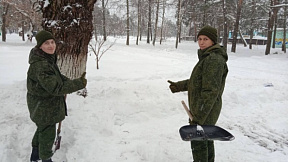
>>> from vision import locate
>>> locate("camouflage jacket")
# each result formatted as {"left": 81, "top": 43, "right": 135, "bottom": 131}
{"left": 175, "top": 44, "right": 228, "bottom": 125}
{"left": 26, "top": 48, "right": 85, "bottom": 126}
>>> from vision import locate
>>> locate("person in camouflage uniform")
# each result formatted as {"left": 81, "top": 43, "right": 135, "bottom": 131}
{"left": 27, "top": 30, "right": 87, "bottom": 162}
{"left": 168, "top": 25, "right": 228, "bottom": 162}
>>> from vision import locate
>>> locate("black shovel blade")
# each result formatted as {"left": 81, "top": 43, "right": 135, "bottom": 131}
{"left": 179, "top": 125, "right": 235, "bottom": 141}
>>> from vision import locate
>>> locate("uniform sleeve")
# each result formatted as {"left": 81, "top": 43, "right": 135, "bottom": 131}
{"left": 175, "top": 79, "right": 189, "bottom": 92}
{"left": 194, "top": 55, "right": 225, "bottom": 124}
{"left": 61, "top": 74, "right": 70, "bottom": 81}
{"left": 36, "top": 62, "right": 85, "bottom": 96}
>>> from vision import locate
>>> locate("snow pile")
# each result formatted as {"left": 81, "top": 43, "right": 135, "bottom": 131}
{"left": 0, "top": 34, "right": 287, "bottom": 162}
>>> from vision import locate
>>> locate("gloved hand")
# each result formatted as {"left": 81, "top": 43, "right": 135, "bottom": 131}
{"left": 80, "top": 72, "right": 87, "bottom": 87}
{"left": 167, "top": 80, "right": 180, "bottom": 93}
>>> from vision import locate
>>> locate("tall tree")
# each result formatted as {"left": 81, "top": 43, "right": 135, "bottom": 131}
{"left": 202, "top": 0, "right": 207, "bottom": 26}
{"left": 1, "top": 2, "right": 9, "bottom": 42}
{"left": 160, "top": 0, "right": 166, "bottom": 45}
{"left": 136, "top": 0, "right": 141, "bottom": 45}
{"left": 282, "top": 0, "right": 287, "bottom": 53}
{"left": 126, "top": 0, "right": 130, "bottom": 45}
{"left": 265, "top": 0, "right": 275, "bottom": 55}
{"left": 102, "top": 0, "right": 107, "bottom": 41}
{"left": 153, "top": 0, "right": 160, "bottom": 46}
{"left": 272, "top": 0, "right": 279, "bottom": 48}
{"left": 147, "top": 0, "right": 152, "bottom": 44}
{"left": 175, "top": 0, "right": 181, "bottom": 49}
{"left": 231, "top": 0, "right": 243, "bottom": 53}
{"left": 222, "top": 0, "right": 228, "bottom": 51}
{"left": 249, "top": 0, "right": 256, "bottom": 50}
{"left": 20, "top": 14, "right": 25, "bottom": 41}
{"left": 38, "top": 0, "right": 97, "bottom": 79}
{"left": 1, "top": 0, "right": 43, "bottom": 42}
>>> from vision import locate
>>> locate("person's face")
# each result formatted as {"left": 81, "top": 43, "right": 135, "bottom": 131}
{"left": 40, "top": 39, "right": 56, "bottom": 54}
{"left": 197, "top": 35, "right": 214, "bottom": 50}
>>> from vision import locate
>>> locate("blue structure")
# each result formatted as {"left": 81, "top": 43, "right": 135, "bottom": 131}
{"left": 272, "top": 29, "right": 288, "bottom": 48}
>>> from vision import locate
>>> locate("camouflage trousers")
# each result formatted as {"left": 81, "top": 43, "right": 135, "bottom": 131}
{"left": 191, "top": 140, "right": 215, "bottom": 162}
{"left": 32, "top": 124, "right": 56, "bottom": 160}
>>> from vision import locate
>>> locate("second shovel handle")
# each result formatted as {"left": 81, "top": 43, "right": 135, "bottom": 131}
{"left": 57, "top": 122, "right": 62, "bottom": 134}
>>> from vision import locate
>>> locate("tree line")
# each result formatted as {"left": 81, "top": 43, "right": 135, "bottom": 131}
{"left": 0, "top": 0, "right": 287, "bottom": 78}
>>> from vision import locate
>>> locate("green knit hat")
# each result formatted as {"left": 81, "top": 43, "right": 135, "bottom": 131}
{"left": 35, "top": 30, "right": 55, "bottom": 47}
{"left": 197, "top": 25, "right": 218, "bottom": 44}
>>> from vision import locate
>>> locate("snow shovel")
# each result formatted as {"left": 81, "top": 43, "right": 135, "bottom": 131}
{"left": 179, "top": 101, "right": 235, "bottom": 141}
{"left": 53, "top": 95, "right": 66, "bottom": 152}
{"left": 53, "top": 121, "right": 62, "bottom": 152}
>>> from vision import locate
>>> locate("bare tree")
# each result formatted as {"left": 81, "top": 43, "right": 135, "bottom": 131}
{"left": 175, "top": 0, "right": 181, "bottom": 49}
{"left": 147, "top": 0, "right": 152, "bottom": 44}
{"left": 160, "top": 0, "right": 166, "bottom": 45}
{"left": 140, "top": 2, "right": 145, "bottom": 41}
{"left": 153, "top": 0, "right": 160, "bottom": 46}
{"left": 37, "top": 0, "right": 98, "bottom": 79}
{"left": 265, "top": 0, "right": 275, "bottom": 55}
{"left": 93, "top": 5, "right": 99, "bottom": 41}
{"left": 2, "top": 0, "right": 42, "bottom": 42}
{"left": 272, "top": 0, "right": 279, "bottom": 48}
{"left": 222, "top": 0, "right": 228, "bottom": 51}
{"left": 282, "top": 0, "right": 287, "bottom": 53}
{"left": 102, "top": 0, "right": 107, "bottom": 41}
{"left": 136, "top": 0, "right": 141, "bottom": 45}
{"left": 89, "top": 37, "right": 115, "bottom": 69}
{"left": 1, "top": 2, "right": 9, "bottom": 42}
{"left": 202, "top": 0, "right": 207, "bottom": 26}
{"left": 248, "top": 0, "right": 256, "bottom": 50}
{"left": 125, "top": 0, "right": 130, "bottom": 45}
{"left": 231, "top": 0, "right": 243, "bottom": 53}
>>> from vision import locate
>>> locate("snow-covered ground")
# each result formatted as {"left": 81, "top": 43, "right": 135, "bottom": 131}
{"left": 0, "top": 34, "right": 287, "bottom": 162}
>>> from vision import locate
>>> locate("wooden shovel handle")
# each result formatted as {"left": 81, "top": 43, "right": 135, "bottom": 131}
{"left": 57, "top": 94, "right": 66, "bottom": 134}
{"left": 181, "top": 100, "right": 193, "bottom": 121}
{"left": 57, "top": 121, "right": 62, "bottom": 134}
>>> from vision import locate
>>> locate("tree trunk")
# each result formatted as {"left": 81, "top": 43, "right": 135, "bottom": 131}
{"left": 272, "top": 0, "right": 279, "bottom": 49}
{"left": 222, "top": 0, "right": 228, "bottom": 51}
{"left": 175, "top": 0, "right": 181, "bottom": 49}
{"left": 136, "top": 0, "right": 141, "bottom": 45}
{"left": 188, "top": 20, "right": 192, "bottom": 36}
{"left": 140, "top": 11, "right": 145, "bottom": 41}
{"left": 249, "top": 0, "right": 256, "bottom": 50}
{"left": 282, "top": 0, "right": 287, "bottom": 53}
{"left": 249, "top": 28, "right": 253, "bottom": 49}
{"left": 147, "top": 0, "right": 152, "bottom": 44}
{"left": 160, "top": 0, "right": 166, "bottom": 45}
{"left": 265, "top": 0, "right": 275, "bottom": 55}
{"left": 126, "top": 0, "right": 130, "bottom": 45}
{"left": 21, "top": 14, "right": 25, "bottom": 41}
{"left": 179, "top": 12, "right": 182, "bottom": 44}
{"left": 93, "top": 13, "right": 98, "bottom": 41}
{"left": 231, "top": 0, "right": 243, "bottom": 53}
{"left": 202, "top": 0, "right": 207, "bottom": 26}
{"left": 102, "top": 0, "right": 107, "bottom": 41}
{"left": 1, "top": 3, "right": 9, "bottom": 42}
{"left": 40, "top": 0, "right": 97, "bottom": 79}
{"left": 193, "top": 18, "right": 197, "bottom": 42}
{"left": 153, "top": 0, "right": 160, "bottom": 46}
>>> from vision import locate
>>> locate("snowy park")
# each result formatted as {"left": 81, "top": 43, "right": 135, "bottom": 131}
{"left": 0, "top": 34, "right": 288, "bottom": 162}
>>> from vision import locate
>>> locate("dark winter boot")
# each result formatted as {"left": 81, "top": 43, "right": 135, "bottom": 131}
{"left": 42, "top": 158, "right": 53, "bottom": 162}
{"left": 30, "top": 147, "right": 40, "bottom": 162}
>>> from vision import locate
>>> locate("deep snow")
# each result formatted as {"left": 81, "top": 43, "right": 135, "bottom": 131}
{"left": 0, "top": 34, "right": 287, "bottom": 162}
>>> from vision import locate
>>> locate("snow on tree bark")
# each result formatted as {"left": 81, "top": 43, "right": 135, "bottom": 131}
{"left": 39, "top": 0, "right": 97, "bottom": 79}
